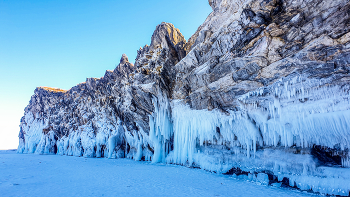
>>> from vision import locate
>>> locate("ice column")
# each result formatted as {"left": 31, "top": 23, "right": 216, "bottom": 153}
{"left": 149, "top": 93, "right": 173, "bottom": 163}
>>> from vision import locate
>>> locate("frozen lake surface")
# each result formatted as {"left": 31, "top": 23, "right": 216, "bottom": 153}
{"left": 0, "top": 150, "right": 316, "bottom": 197}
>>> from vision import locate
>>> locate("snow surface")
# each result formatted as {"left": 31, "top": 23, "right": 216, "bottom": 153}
{"left": 0, "top": 150, "right": 316, "bottom": 197}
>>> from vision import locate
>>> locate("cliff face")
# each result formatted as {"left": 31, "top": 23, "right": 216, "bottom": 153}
{"left": 18, "top": 22, "right": 186, "bottom": 160}
{"left": 18, "top": 0, "right": 350, "bottom": 195}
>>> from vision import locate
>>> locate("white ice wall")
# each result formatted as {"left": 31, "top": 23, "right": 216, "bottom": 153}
{"left": 17, "top": 112, "right": 47, "bottom": 154}
{"left": 149, "top": 93, "right": 173, "bottom": 163}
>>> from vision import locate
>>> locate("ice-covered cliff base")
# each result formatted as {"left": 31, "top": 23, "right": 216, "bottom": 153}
{"left": 18, "top": 82, "right": 350, "bottom": 196}
{"left": 165, "top": 80, "right": 350, "bottom": 196}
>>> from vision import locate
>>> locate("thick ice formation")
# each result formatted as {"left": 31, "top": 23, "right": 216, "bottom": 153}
{"left": 241, "top": 77, "right": 350, "bottom": 151}
{"left": 149, "top": 93, "right": 173, "bottom": 163}
{"left": 165, "top": 80, "right": 350, "bottom": 195}
{"left": 18, "top": 112, "right": 48, "bottom": 154}
{"left": 169, "top": 77, "right": 350, "bottom": 163}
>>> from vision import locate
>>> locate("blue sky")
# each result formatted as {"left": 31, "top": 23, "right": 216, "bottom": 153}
{"left": 0, "top": 0, "right": 212, "bottom": 149}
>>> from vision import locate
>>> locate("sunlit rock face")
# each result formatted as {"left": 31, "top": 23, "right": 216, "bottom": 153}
{"left": 18, "top": 0, "right": 350, "bottom": 195}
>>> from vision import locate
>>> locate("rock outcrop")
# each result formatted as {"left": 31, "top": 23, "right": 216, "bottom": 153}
{"left": 18, "top": 0, "right": 350, "bottom": 195}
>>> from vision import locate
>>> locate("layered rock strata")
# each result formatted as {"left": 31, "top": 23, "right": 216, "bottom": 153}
{"left": 18, "top": 1, "right": 350, "bottom": 195}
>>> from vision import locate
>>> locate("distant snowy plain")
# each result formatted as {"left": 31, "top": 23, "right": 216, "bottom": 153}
{"left": 0, "top": 150, "right": 316, "bottom": 197}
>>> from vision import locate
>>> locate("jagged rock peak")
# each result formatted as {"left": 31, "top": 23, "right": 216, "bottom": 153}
{"left": 120, "top": 53, "right": 129, "bottom": 64}
{"left": 114, "top": 54, "right": 134, "bottom": 77}
{"left": 150, "top": 22, "right": 186, "bottom": 50}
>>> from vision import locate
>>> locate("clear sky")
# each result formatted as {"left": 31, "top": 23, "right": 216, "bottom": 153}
{"left": 0, "top": 0, "right": 212, "bottom": 150}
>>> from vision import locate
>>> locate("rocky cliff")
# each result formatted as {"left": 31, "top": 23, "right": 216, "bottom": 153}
{"left": 18, "top": 0, "right": 350, "bottom": 195}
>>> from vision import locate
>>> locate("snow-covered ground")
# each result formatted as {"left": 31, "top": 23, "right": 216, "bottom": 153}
{"left": 0, "top": 150, "right": 317, "bottom": 197}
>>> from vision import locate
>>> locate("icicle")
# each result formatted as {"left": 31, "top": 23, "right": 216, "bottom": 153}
{"left": 149, "top": 92, "right": 173, "bottom": 163}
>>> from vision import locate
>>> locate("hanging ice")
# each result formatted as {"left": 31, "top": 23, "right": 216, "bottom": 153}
{"left": 149, "top": 92, "right": 173, "bottom": 163}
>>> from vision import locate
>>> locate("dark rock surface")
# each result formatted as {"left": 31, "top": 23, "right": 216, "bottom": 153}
{"left": 18, "top": 0, "right": 350, "bottom": 195}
